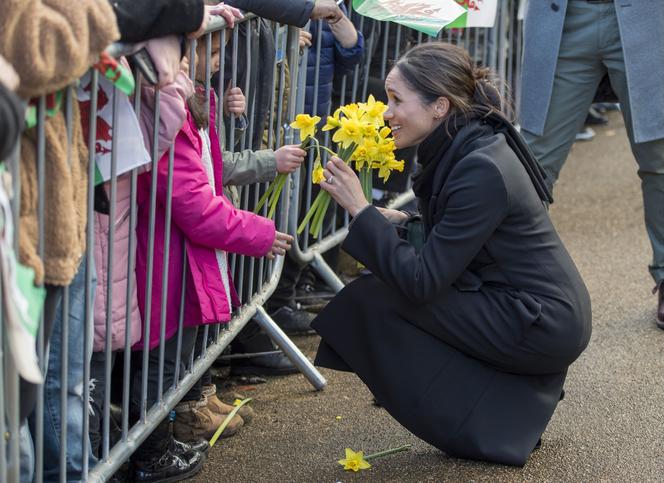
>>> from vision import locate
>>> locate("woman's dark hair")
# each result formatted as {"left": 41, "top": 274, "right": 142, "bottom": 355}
{"left": 393, "top": 42, "right": 507, "bottom": 125}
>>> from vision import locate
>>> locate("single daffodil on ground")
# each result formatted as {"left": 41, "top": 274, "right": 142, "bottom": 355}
{"left": 338, "top": 448, "right": 372, "bottom": 472}
{"left": 290, "top": 113, "right": 321, "bottom": 141}
{"left": 337, "top": 444, "right": 412, "bottom": 472}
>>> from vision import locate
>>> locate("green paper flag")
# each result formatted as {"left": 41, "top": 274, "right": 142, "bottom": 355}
{"left": 447, "top": 0, "right": 498, "bottom": 28}
{"left": 352, "top": 0, "right": 466, "bottom": 36}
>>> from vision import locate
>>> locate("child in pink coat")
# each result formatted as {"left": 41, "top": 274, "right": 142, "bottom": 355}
{"left": 130, "top": 41, "right": 293, "bottom": 467}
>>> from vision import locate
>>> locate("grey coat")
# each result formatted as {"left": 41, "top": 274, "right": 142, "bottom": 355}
{"left": 519, "top": 0, "right": 664, "bottom": 143}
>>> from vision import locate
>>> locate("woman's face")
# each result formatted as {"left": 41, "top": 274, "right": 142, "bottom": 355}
{"left": 384, "top": 67, "right": 443, "bottom": 148}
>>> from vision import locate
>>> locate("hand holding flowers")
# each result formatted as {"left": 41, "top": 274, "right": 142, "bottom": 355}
{"left": 319, "top": 157, "right": 369, "bottom": 217}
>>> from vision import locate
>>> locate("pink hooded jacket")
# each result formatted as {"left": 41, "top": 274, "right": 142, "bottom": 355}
{"left": 134, "top": 95, "right": 275, "bottom": 351}
{"left": 93, "top": 73, "right": 191, "bottom": 352}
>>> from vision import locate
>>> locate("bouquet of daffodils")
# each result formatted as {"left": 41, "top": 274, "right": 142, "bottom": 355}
{"left": 295, "top": 95, "right": 404, "bottom": 237}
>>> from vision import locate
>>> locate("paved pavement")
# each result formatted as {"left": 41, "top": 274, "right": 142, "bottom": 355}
{"left": 193, "top": 112, "right": 664, "bottom": 482}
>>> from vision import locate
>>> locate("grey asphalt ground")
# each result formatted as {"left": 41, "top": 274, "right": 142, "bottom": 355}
{"left": 193, "top": 112, "right": 664, "bottom": 482}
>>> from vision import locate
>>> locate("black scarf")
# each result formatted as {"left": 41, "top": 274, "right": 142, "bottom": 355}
{"left": 412, "top": 107, "right": 553, "bottom": 228}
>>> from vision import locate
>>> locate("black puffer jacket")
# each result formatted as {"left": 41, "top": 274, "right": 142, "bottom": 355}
{"left": 110, "top": 0, "right": 204, "bottom": 42}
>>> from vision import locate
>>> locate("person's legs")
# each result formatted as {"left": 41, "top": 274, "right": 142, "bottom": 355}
{"left": 601, "top": 13, "right": 664, "bottom": 285}
{"left": 521, "top": 2, "right": 606, "bottom": 192}
{"left": 19, "top": 285, "right": 63, "bottom": 423}
{"left": 88, "top": 350, "right": 117, "bottom": 459}
{"left": 42, "top": 259, "right": 96, "bottom": 482}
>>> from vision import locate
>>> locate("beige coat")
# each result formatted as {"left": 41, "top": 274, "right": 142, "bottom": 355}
{"left": 0, "top": 0, "right": 119, "bottom": 285}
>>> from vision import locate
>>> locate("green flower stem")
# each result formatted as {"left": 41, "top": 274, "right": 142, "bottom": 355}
{"left": 267, "top": 172, "right": 288, "bottom": 219}
{"left": 256, "top": 137, "right": 312, "bottom": 217}
{"left": 364, "top": 444, "right": 412, "bottom": 461}
{"left": 359, "top": 167, "right": 372, "bottom": 202}
{"left": 310, "top": 193, "right": 331, "bottom": 237}
{"left": 297, "top": 190, "right": 326, "bottom": 234}
{"left": 254, "top": 176, "right": 279, "bottom": 214}
{"left": 209, "top": 398, "right": 253, "bottom": 447}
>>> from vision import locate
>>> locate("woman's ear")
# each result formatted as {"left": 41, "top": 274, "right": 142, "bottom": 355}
{"left": 433, "top": 97, "right": 450, "bottom": 120}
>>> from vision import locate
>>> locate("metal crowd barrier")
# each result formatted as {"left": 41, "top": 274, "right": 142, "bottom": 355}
{"left": 0, "top": 2, "right": 525, "bottom": 481}
{"left": 287, "top": 0, "right": 524, "bottom": 291}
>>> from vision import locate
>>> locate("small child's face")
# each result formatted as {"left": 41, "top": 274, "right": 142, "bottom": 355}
{"left": 195, "top": 32, "right": 223, "bottom": 83}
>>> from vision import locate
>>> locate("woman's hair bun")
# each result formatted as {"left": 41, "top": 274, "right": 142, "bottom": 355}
{"left": 472, "top": 66, "right": 502, "bottom": 110}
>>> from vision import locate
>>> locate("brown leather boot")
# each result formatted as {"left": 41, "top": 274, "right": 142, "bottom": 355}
{"left": 201, "top": 384, "right": 254, "bottom": 424}
{"left": 655, "top": 281, "right": 664, "bottom": 329}
{"left": 174, "top": 396, "right": 243, "bottom": 441}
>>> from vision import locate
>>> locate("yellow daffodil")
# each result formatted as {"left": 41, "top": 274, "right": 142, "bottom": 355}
{"left": 340, "top": 103, "right": 361, "bottom": 120}
{"left": 333, "top": 117, "right": 365, "bottom": 149}
{"left": 312, "top": 161, "right": 325, "bottom": 184}
{"left": 351, "top": 145, "right": 369, "bottom": 170}
{"left": 376, "top": 157, "right": 405, "bottom": 182}
{"left": 290, "top": 113, "right": 321, "bottom": 141}
{"left": 338, "top": 448, "right": 371, "bottom": 472}
{"left": 321, "top": 114, "right": 341, "bottom": 132}
{"left": 360, "top": 122, "right": 379, "bottom": 140}
{"left": 362, "top": 94, "right": 388, "bottom": 126}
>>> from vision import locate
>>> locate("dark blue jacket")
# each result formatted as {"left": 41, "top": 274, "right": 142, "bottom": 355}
{"left": 304, "top": 7, "right": 364, "bottom": 117}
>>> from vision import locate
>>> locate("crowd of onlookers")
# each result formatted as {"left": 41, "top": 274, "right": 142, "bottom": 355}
{"left": 0, "top": 0, "right": 369, "bottom": 481}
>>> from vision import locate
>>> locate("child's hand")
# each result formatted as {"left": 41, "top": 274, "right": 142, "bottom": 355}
{"left": 299, "top": 31, "right": 313, "bottom": 49}
{"left": 275, "top": 145, "right": 307, "bottom": 174}
{"left": 223, "top": 87, "right": 245, "bottom": 117}
{"left": 266, "top": 231, "right": 294, "bottom": 259}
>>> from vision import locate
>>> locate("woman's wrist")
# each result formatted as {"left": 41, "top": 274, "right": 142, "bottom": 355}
{"left": 348, "top": 200, "right": 371, "bottom": 218}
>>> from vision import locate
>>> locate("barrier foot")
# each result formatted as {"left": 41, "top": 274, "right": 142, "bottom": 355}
{"left": 310, "top": 252, "right": 345, "bottom": 293}
{"left": 253, "top": 306, "right": 327, "bottom": 391}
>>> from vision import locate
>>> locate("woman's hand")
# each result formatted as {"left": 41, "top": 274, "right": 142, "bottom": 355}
{"left": 266, "top": 231, "right": 294, "bottom": 259}
{"left": 189, "top": 3, "right": 244, "bottom": 39}
{"left": 319, "top": 157, "right": 370, "bottom": 217}
{"left": 275, "top": 145, "right": 306, "bottom": 174}
{"left": 376, "top": 207, "right": 409, "bottom": 224}
{"left": 223, "top": 86, "right": 245, "bottom": 117}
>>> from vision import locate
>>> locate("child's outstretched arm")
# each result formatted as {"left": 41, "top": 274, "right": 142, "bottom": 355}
{"left": 223, "top": 144, "right": 306, "bottom": 186}
{"left": 158, "top": 120, "right": 276, "bottom": 258}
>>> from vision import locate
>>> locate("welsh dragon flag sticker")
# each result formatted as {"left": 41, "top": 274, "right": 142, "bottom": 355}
{"left": 352, "top": 0, "right": 466, "bottom": 36}
{"left": 447, "top": 0, "right": 499, "bottom": 28}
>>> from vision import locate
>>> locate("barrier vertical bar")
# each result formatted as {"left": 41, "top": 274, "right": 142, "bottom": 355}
{"left": 82, "top": 68, "right": 99, "bottom": 480}
{"left": 34, "top": 94, "right": 46, "bottom": 483}
{"left": 156, "top": 145, "right": 175, "bottom": 401}
{"left": 102, "top": 85, "right": 120, "bottom": 461}
{"left": 139, "top": 90, "right": 161, "bottom": 420}
{"left": 58, "top": 85, "right": 74, "bottom": 483}
{"left": 122, "top": 74, "right": 143, "bottom": 442}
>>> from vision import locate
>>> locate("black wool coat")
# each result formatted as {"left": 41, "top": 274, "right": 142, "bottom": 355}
{"left": 313, "top": 121, "right": 592, "bottom": 466}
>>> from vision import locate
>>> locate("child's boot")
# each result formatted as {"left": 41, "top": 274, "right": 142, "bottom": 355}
{"left": 174, "top": 395, "right": 243, "bottom": 441}
{"left": 202, "top": 383, "right": 254, "bottom": 424}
